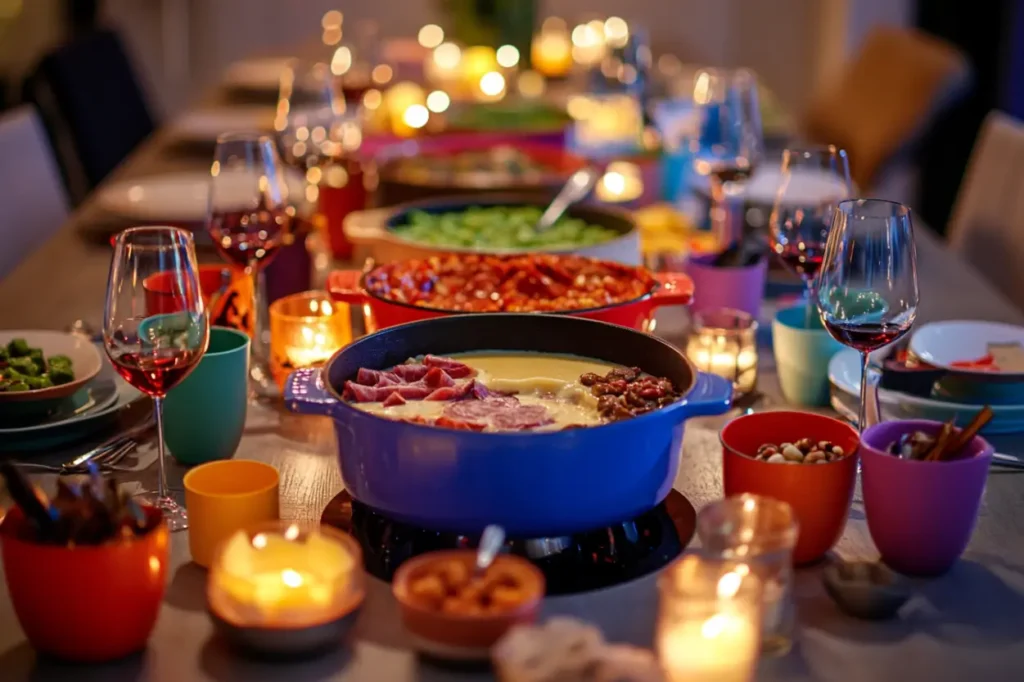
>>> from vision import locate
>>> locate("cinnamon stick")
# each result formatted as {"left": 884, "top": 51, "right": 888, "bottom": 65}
{"left": 923, "top": 421, "right": 955, "bottom": 462}
{"left": 938, "top": 406, "right": 994, "bottom": 461}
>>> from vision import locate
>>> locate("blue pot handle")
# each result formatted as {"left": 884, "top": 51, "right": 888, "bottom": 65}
{"left": 284, "top": 367, "right": 340, "bottom": 417}
{"left": 683, "top": 372, "right": 733, "bottom": 417}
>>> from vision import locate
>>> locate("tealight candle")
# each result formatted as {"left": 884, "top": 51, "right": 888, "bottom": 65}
{"left": 207, "top": 522, "right": 365, "bottom": 657}
{"left": 657, "top": 554, "right": 762, "bottom": 682}
{"left": 595, "top": 161, "right": 644, "bottom": 203}
{"left": 269, "top": 291, "right": 351, "bottom": 388}
{"left": 531, "top": 27, "right": 573, "bottom": 77}
{"left": 685, "top": 308, "right": 758, "bottom": 397}
{"left": 461, "top": 45, "right": 499, "bottom": 92}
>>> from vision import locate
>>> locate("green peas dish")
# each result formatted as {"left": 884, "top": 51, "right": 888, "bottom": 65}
{"left": 392, "top": 206, "right": 621, "bottom": 251}
{"left": 0, "top": 338, "right": 75, "bottom": 392}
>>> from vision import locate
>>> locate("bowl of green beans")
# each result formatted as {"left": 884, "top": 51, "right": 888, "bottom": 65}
{"left": 344, "top": 194, "right": 642, "bottom": 266}
{"left": 0, "top": 330, "right": 103, "bottom": 405}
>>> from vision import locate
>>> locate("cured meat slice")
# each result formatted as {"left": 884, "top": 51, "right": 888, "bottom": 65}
{"left": 423, "top": 355, "right": 474, "bottom": 378}
{"left": 442, "top": 395, "right": 522, "bottom": 421}
{"left": 423, "top": 366, "right": 457, "bottom": 388}
{"left": 489, "top": 405, "right": 554, "bottom": 431}
{"left": 344, "top": 382, "right": 394, "bottom": 403}
{"left": 355, "top": 368, "right": 402, "bottom": 386}
{"left": 452, "top": 379, "right": 491, "bottom": 400}
{"left": 394, "top": 384, "right": 432, "bottom": 400}
{"left": 435, "top": 416, "right": 488, "bottom": 431}
{"left": 382, "top": 391, "right": 406, "bottom": 407}
{"left": 393, "top": 363, "right": 430, "bottom": 382}
{"left": 425, "top": 387, "right": 457, "bottom": 401}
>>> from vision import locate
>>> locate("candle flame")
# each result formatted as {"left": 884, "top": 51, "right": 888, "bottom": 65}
{"left": 281, "top": 569, "right": 304, "bottom": 588}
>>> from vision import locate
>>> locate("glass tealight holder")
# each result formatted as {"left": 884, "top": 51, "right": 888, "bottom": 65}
{"left": 657, "top": 553, "right": 763, "bottom": 682}
{"left": 269, "top": 291, "right": 352, "bottom": 389}
{"left": 207, "top": 521, "right": 365, "bottom": 658}
{"left": 685, "top": 308, "right": 758, "bottom": 398}
{"left": 696, "top": 494, "right": 799, "bottom": 657}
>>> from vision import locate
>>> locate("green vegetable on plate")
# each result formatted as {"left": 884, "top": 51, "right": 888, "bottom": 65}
{"left": 0, "top": 338, "right": 76, "bottom": 392}
{"left": 392, "top": 206, "right": 620, "bottom": 251}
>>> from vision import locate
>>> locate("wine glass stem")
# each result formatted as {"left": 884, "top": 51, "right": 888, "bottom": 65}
{"left": 804, "top": 282, "right": 815, "bottom": 329}
{"left": 245, "top": 264, "right": 263, "bottom": 363}
{"left": 858, "top": 351, "right": 869, "bottom": 433}
{"left": 153, "top": 395, "right": 168, "bottom": 499}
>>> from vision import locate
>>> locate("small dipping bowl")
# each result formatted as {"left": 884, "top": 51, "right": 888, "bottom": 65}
{"left": 720, "top": 411, "right": 860, "bottom": 564}
{"left": 822, "top": 560, "right": 912, "bottom": 620}
{"left": 207, "top": 521, "right": 365, "bottom": 659}
{"left": 861, "top": 419, "right": 994, "bottom": 576}
{"left": 393, "top": 550, "right": 545, "bottom": 660}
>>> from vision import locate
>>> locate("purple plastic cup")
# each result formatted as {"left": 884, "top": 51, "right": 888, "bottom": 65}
{"left": 861, "top": 420, "right": 993, "bottom": 576}
{"left": 684, "top": 253, "right": 768, "bottom": 319}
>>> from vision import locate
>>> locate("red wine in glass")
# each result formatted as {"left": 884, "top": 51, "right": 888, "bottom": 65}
{"left": 109, "top": 348, "right": 204, "bottom": 396}
{"left": 822, "top": 321, "right": 910, "bottom": 353}
{"left": 774, "top": 242, "right": 825, "bottom": 281}
{"left": 208, "top": 206, "right": 291, "bottom": 271}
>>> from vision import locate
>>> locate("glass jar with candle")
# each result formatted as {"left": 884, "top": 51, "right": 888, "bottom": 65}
{"left": 207, "top": 521, "right": 365, "bottom": 656}
{"left": 685, "top": 308, "right": 758, "bottom": 398}
{"left": 696, "top": 495, "right": 799, "bottom": 656}
{"left": 269, "top": 290, "right": 352, "bottom": 388}
{"left": 657, "top": 554, "right": 762, "bottom": 682}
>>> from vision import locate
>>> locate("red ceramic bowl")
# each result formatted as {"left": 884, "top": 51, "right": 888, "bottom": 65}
{"left": 328, "top": 258, "right": 693, "bottom": 333}
{"left": 0, "top": 505, "right": 169, "bottom": 662}
{"left": 392, "top": 550, "right": 544, "bottom": 658}
{"left": 720, "top": 411, "right": 860, "bottom": 564}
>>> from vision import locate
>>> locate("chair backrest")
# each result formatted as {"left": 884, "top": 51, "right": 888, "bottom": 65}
{"left": 804, "top": 26, "right": 969, "bottom": 190}
{"left": 947, "top": 111, "right": 1024, "bottom": 311}
{"left": 26, "top": 29, "right": 155, "bottom": 197}
{"left": 0, "top": 106, "right": 71, "bottom": 280}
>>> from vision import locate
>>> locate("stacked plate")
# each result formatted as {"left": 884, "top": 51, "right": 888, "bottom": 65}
{"left": 0, "top": 331, "right": 143, "bottom": 451}
{"left": 829, "top": 320, "right": 1024, "bottom": 434}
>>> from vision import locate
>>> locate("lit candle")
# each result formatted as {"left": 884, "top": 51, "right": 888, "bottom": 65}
{"left": 461, "top": 45, "right": 499, "bottom": 92}
{"left": 383, "top": 81, "right": 427, "bottom": 137}
{"left": 657, "top": 555, "right": 762, "bottom": 682}
{"left": 595, "top": 161, "right": 644, "bottom": 203}
{"left": 531, "top": 22, "right": 573, "bottom": 78}
{"left": 208, "top": 523, "right": 364, "bottom": 629}
{"left": 269, "top": 291, "right": 352, "bottom": 388}
{"left": 685, "top": 309, "right": 758, "bottom": 396}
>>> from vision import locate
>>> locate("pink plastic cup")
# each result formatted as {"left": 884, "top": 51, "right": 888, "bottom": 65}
{"left": 684, "top": 253, "right": 768, "bottom": 320}
{"left": 860, "top": 419, "right": 993, "bottom": 576}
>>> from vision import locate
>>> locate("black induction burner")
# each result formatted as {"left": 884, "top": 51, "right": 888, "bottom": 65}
{"left": 321, "top": 491, "right": 696, "bottom": 595}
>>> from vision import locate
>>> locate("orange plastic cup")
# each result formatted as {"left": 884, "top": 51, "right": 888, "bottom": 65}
{"left": 183, "top": 460, "right": 280, "bottom": 568}
{"left": 720, "top": 411, "right": 860, "bottom": 564}
{"left": 0, "top": 506, "right": 169, "bottom": 662}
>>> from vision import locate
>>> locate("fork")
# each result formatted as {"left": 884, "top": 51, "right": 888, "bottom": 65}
{"left": 13, "top": 437, "right": 139, "bottom": 475}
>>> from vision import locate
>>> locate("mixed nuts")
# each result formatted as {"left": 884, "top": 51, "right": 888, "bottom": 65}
{"left": 754, "top": 438, "right": 846, "bottom": 464}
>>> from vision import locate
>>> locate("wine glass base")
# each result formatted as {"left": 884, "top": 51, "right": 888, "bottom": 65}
{"left": 134, "top": 492, "right": 188, "bottom": 532}
{"left": 249, "top": 364, "right": 280, "bottom": 399}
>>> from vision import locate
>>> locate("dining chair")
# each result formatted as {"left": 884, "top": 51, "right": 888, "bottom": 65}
{"left": 23, "top": 28, "right": 156, "bottom": 203}
{"left": 0, "top": 106, "right": 71, "bottom": 280}
{"left": 803, "top": 26, "right": 970, "bottom": 192}
{"left": 947, "top": 111, "right": 1024, "bottom": 311}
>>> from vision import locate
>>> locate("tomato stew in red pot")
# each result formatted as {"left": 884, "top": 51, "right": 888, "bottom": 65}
{"left": 329, "top": 253, "right": 693, "bottom": 331}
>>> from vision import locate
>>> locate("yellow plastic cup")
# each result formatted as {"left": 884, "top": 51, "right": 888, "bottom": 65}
{"left": 183, "top": 460, "right": 280, "bottom": 568}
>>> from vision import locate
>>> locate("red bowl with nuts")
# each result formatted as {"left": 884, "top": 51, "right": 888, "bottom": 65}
{"left": 720, "top": 411, "right": 860, "bottom": 564}
{"left": 328, "top": 253, "right": 693, "bottom": 332}
{"left": 392, "top": 550, "right": 545, "bottom": 659}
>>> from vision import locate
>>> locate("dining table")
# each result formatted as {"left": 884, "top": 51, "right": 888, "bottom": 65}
{"left": 2, "top": 81, "right": 1024, "bottom": 682}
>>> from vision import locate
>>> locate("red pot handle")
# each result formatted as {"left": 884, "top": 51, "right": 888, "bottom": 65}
{"left": 328, "top": 270, "right": 368, "bottom": 304}
{"left": 649, "top": 272, "right": 694, "bottom": 307}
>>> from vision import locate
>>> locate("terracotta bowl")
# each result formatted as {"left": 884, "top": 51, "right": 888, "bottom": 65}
{"left": 392, "top": 550, "right": 545, "bottom": 659}
{"left": 720, "top": 411, "right": 860, "bottom": 564}
{"left": 0, "top": 505, "right": 169, "bottom": 662}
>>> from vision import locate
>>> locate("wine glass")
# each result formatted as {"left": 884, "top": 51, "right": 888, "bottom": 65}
{"left": 769, "top": 146, "right": 853, "bottom": 327}
{"left": 816, "top": 199, "right": 919, "bottom": 431}
{"left": 104, "top": 226, "right": 210, "bottom": 531}
{"left": 207, "top": 132, "right": 292, "bottom": 396}
{"left": 689, "top": 68, "right": 764, "bottom": 246}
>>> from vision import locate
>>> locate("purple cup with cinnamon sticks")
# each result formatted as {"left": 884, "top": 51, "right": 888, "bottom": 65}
{"left": 684, "top": 252, "right": 768, "bottom": 320}
{"left": 861, "top": 419, "right": 993, "bottom": 576}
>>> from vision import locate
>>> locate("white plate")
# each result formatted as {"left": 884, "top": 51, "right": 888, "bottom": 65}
{"left": 0, "top": 331, "right": 103, "bottom": 403}
{"left": 167, "top": 107, "right": 277, "bottom": 143}
{"left": 828, "top": 348, "right": 1024, "bottom": 433}
{"left": 744, "top": 166, "right": 851, "bottom": 205}
{"left": 95, "top": 170, "right": 308, "bottom": 223}
{"left": 909, "top": 320, "right": 1024, "bottom": 378}
{"left": 223, "top": 56, "right": 292, "bottom": 92}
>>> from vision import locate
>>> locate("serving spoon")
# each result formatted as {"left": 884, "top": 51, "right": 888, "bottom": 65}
{"left": 535, "top": 167, "right": 601, "bottom": 233}
{"left": 475, "top": 524, "right": 507, "bottom": 577}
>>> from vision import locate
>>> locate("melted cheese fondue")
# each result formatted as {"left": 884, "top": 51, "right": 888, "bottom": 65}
{"left": 356, "top": 352, "right": 619, "bottom": 430}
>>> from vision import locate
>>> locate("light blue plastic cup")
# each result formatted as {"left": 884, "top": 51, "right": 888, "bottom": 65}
{"left": 773, "top": 304, "right": 845, "bottom": 406}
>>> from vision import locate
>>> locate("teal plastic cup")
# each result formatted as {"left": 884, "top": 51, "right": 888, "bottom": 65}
{"left": 772, "top": 304, "right": 845, "bottom": 407}
{"left": 163, "top": 327, "right": 250, "bottom": 465}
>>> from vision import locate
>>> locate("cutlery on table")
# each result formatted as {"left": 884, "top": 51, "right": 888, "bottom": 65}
{"left": 12, "top": 437, "right": 139, "bottom": 475}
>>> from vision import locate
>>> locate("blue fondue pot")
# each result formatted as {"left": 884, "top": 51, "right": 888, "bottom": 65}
{"left": 285, "top": 313, "right": 731, "bottom": 536}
